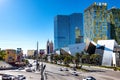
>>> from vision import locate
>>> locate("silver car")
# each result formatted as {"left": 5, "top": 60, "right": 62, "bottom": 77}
{"left": 18, "top": 75, "right": 26, "bottom": 80}
{"left": 71, "top": 71, "right": 78, "bottom": 76}
{"left": 2, "top": 74, "right": 11, "bottom": 80}
{"left": 83, "top": 76, "right": 96, "bottom": 80}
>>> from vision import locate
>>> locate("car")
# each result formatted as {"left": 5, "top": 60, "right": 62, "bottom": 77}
{"left": 28, "top": 64, "right": 32, "bottom": 67}
{"left": 83, "top": 76, "right": 96, "bottom": 80}
{"left": 17, "top": 75, "right": 26, "bottom": 80}
{"left": 72, "top": 67, "right": 77, "bottom": 71}
{"left": 2, "top": 74, "right": 12, "bottom": 80}
{"left": 71, "top": 71, "right": 78, "bottom": 76}
{"left": 34, "top": 60, "right": 36, "bottom": 63}
{"left": 10, "top": 76, "right": 18, "bottom": 80}
{"left": 18, "top": 67, "right": 24, "bottom": 70}
{"left": 26, "top": 68, "right": 32, "bottom": 72}
{"left": 64, "top": 67, "right": 69, "bottom": 71}
{"left": 59, "top": 68, "right": 63, "bottom": 71}
{"left": 32, "top": 68, "right": 36, "bottom": 72}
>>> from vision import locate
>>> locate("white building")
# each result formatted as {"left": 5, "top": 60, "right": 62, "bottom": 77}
{"left": 95, "top": 40, "right": 120, "bottom": 66}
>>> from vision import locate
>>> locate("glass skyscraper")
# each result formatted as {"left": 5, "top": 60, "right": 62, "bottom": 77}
{"left": 84, "top": 2, "right": 120, "bottom": 44}
{"left": 107, "top": 8, "right": 120, "bottom": 44}
{"left": 54, "top": 13, "right": 83, "bottom": 50}
{"left": 84, "top": 2, "right": 110, "bottom": 43}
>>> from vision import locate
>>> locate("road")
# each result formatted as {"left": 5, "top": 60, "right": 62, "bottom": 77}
{"left": 28, "top": 59, "right": 84, "bottom": 80}
{"left": 0, "top": 59, "right": 120, "bottom": 80}
{"left": 45, "top": 62, "right": 84, "bottom": 80}
{"left": 44, "top": 62, "right": 120, "bottom": 80}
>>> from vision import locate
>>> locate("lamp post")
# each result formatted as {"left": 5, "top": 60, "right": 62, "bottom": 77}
{"left": 36, "top": 41, "right": 39, "bottom": 71}
{"left": 40, "top": 50, "right": 46, "bottom": 80}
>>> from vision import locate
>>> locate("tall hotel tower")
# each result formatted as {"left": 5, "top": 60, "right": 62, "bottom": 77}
{"left": 108, "top": 8, "right": 120, "bottom": 44}
{"left": 54, "top": 13, "right": 83, "bottom": 50}
{"left": 84, "top": 2, "right": 110, "bottom": 42}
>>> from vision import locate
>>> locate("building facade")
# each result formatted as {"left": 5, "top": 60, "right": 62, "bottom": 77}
{"left": 95, "top": 40, "right": 120, "bottom": 66}
{"left": 84, "top": 2, "right": 110, "bottom": 43}
{"left": 107, "top": 8, "right": 120, "bottom": 44}
{"left": 46, "top": 40, "right": 53, "bottom": 54}
{"left": 4, "top": 49, "right": 17, "bottom": 63}
{"left": 54, "top": 13, "right": 83, "bottom": 50}
{"left": 16, "top": 48, "right": 23, "bottom": 62}
{"left": 61, "top": 43, "right": 86, "bottom": 56}
{"left": 27, "top": 50, "right": 35, "bottom": 57}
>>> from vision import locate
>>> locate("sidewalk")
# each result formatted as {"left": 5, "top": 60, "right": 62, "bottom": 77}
{"left": 0, "top": 61, "right": 13, "bottom": 70}
{"left": 69, "top": 63, "right": 113, "bottom": 71}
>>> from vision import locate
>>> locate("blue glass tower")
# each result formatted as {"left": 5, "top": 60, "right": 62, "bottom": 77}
{"left": 54, "top": 13, "right": 83, "bottom": 50}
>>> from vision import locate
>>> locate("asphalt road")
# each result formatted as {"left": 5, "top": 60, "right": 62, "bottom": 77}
{"left": 45, "top": 62, "right": 84, "bottom": 80}
{"left": 44, "top": 62, "right": 120, "bottom": 80}
{"left": 0, "top": 59, "right": 120, "bottom": 80}
{"left": 0, "top": 70, "right": 41, "bottom": 80}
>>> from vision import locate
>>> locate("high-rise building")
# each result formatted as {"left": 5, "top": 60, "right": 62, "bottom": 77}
{"left": 49, "top": 41, "right": 53, "bottom": 53}
{"left": 107, "top": 8, "right": 120, "bottom": 44}
{"left": 54, "top": 13, "right": 83, "bottom": 50}
{"left": 46, "top": 40, "right": 53, "bottom": 54}
{"left": 16, "top": 48, "right": 23, "bottom": 62}
{"left": 46, "top": 40, "right": 50, "bottom": 54}
{"left": 84, "top": 2, "right": 110, "bottom": 42}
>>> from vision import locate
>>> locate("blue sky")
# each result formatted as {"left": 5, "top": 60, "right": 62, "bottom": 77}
{"left": 0, "top": 0, "right": 120, "bottom": 53}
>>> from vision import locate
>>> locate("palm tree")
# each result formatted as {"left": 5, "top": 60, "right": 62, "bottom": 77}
{"left": 74, "top": 53, "right": 80, "bottom": 68}
{"left": 63, "top": 55, "right": 72, "bottom": 66}
{"left": 50, "top": 54, "right": 54, "bottom": 63}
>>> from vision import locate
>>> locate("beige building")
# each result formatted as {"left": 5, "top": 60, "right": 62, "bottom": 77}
{"left": 27, "top": 50, "right": 35, "bottom": 57}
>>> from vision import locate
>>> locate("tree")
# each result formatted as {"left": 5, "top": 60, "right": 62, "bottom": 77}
{"left": 63, "top": 55, "right": 72, "bottom": 66}
{"left": 50, "top": 54, "right": 54, "bottom": 63}
{"left": 0, "top": 50, "right": 6, "bottom": 60}
{"left": 43, "top": 55, "right": 48, "bottom": 62}
{"left": 90, "top": 54, "right": 101, "bottom": 65}
{"left": 82, "top": 54, "right": 90, "bottom": 64}
{"left": 59, "top": 54, "right": 64, "bottom": 64}
{"left": 74, "top": 53, "right": 80, "bottom": 68}
{"left": 54, "top": 54, "right": 59, "bottom": 64}
{"left": 25, "top": 59, "right": 29, "bottom": 65}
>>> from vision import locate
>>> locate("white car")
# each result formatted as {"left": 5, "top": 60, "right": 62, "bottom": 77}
{"left": 59, "top": 68, "right": 63, "bottom": 71}
{"left": 83, "top": 76, "right": 96, "bottom": 80}
{"left": 63, "top": 67, "right": 69, "bottom": 71}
